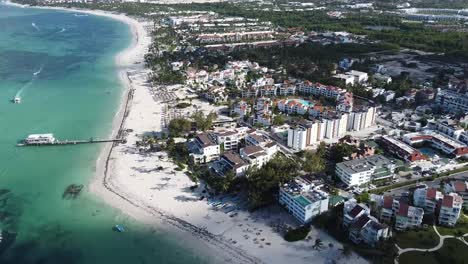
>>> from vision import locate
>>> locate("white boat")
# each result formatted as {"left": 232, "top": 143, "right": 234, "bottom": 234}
{"left": 13, "top": 97, "right": 21, "bottom": 104}
{"left": 24, "top": 134, "right": 56, "bottom": 145}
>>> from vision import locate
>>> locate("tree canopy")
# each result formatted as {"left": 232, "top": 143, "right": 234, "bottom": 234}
{"left": 192, "top": 111, "right": 217, "bottom": 132}
{"left": 246, "top": 154, "right": 300, "bottom": 209}
{"left": 168, "top": 118, "right": 191, "bottom": 137}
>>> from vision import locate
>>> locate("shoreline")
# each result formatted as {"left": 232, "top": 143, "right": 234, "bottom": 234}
{"left": 2, "top": 3, "right": 366, "bottom": 264}
{"left": 3, "top": 2, "right": 261, "bottom": 263}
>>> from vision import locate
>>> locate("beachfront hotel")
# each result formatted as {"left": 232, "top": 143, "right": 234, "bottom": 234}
{"left": 279, "top": 176, "right": 329, "bottom": 224}
{"left": 188, "top": 133, "right": 220, "bottom": 164}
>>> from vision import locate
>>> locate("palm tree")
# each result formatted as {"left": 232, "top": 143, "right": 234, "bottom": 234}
{"left": 312, "top": 239, "right": 324, "bottom": 250}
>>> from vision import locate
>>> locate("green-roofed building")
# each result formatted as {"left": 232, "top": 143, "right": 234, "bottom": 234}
{"left": 279, "top": 176, "right": 330, "bottom": 224}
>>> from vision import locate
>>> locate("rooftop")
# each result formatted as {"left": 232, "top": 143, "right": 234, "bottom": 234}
{"left": 27, "top": 133, "right": 54, "bottom": 139}
{"left": 221, "top": 152, "right": 246, "bottom": 169}
{"left": 381, "top": 135, "right": 420, "bottom": 155}
{"left": 336, "top": 155, "right": 393, "bottom": 175}
{"left": 196, "top": 133, "right": 216, "bottom": 147}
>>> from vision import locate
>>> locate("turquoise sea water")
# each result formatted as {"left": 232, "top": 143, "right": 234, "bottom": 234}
{"left": 0, "top": 5, "right": 210, "bottom": 264}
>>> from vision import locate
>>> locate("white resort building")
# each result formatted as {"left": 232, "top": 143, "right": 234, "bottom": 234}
{"left": 279, "top": 176, "right": 329, "bottom": 223}
{"left": 335, "top": 155, "right": 396, "bottom": 187}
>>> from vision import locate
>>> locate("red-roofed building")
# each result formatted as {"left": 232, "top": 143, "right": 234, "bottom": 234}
{"left": 438, "top": 193, "right": 463, "bottom": 226}
{"left": 379, "top": 196, "right": 398, "bottom": 223}
{"left": 413, "top": 185, "right": 443, "bottom": 214}
{"left": 379, "top": 135, "right": 425, "bottom": 162}
{"left": 444, "top": 181, "right": 468, "bottom": 210}
{"left": 343, "top": 200, "right": 370, "bottom": 227}
{"left": 395, "top": 203, "right": 424, "bottom": 231}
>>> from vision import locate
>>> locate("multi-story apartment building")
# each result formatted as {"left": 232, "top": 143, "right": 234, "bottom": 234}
{"left": 287, "top": 125, "right": 307, "bottom": 150}
{"left": 210, "top": 152, "right": 249, "bottom": 177}
{"left": 435, "top": 88, "right": 468, "bottom": 113}
{"left": 286, "top": 113, "right": 349, "bottom": 150}
{"left": 347, "top": 106, "right": 376, "bottom": 132}
{"left": 413, "top": 185, "right": 463, "bottom": 226}
{"left": 335, "top": 155, "right": 396, "bottom": 187}
{"left": 413, "top": 184, "right": 444, "bottom": 214}
{"left": 439, "top": 193, "right": 463, "bottom": 227}
{"left": 277, "top": 81, "right": 297, "bottom": 96}
{"left": 444, "top": 181, "right": 468, "bottom": 210}
{"left": 378, "top": 135, "right": 425, "bottom": 162}
{"left": 189, "top": 133, "right": 221, "bottom": 163}
{"left": 298, "top": 81, "right": 345, "bottom": 100}
{"left": 279, "top": 176, "right": 329, "bottom": 223}
{"left": 395, "top": 203, "right": 424, "bottom": 231}
{"left": 377, "top": 196, "right": 424, "bottom": 231}
{"left": 259, "top": 85, "right": 277, "bottom": 97}
{"left": 403, "top": 131, "right": 468, "bottom": 157}
{"left": 343, "top": 200, "right": 371, "bottom": 228}
{"left": 277, "top": 99, "right": 312, "bottom": 115}
{"left": 379, "top": 196, "right": 399, "bottom": 223}
{"left": 359, "top": 219, "right": 389, "bottom": 246}
{"left": 245, "top": 130, "right": 269, "bottom": 146}
{"left": 231, "top": 100, "right": 250, "bottom": 118}
{"left": 254, "top": 97, "right": 273, "bottom": 112}
{"left": 212, "top": 130, "right": 239, "bottom": 151}
{"left": 435, "top": 119, "right": 464, "bottom": 140}
{"left": 239, "top": 145, "right": 270, "bottom": 168}
{"left": 343, "top": 199, "right": 389, "bottom": 246}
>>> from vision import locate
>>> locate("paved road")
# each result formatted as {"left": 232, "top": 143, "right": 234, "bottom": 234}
{"left": 385, "top": 171, "right": 468, "bottom": 198}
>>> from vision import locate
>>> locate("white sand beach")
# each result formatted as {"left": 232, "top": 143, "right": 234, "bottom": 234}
{"left": 88, "top": 11, "right": 368, "bottom": 263}
{"left": 4, "top": 2, "right": 368, "bottom": 263}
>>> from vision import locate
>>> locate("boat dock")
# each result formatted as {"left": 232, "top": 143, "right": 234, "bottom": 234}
{"left": 16, "top": 138, "right": 126, "bottom": 147}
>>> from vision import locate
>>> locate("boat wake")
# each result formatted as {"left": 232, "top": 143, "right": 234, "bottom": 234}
{"left": 13, "top": 65, "right": 44, "bottom": 102}
{"left": 33, "top": 64, "right": 44, "bottom": 76}
{"left": 31, "top": 22, "right": 39, "bottom": 31}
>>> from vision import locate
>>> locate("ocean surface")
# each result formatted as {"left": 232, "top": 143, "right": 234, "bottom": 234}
{"left": 0, "top": 4, "right": 210, "bottom": 264}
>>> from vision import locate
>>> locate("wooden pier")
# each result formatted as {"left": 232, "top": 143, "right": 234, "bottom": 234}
{"left": 16, "top": 138, "right": 126, "bottom": 147}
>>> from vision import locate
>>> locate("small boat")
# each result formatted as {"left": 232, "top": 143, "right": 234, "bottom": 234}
{"left": 113, "top": 225, "right": 125, "bottom": 232}
{"left": 13, "top": 97, "right": 20, "bottom": 104}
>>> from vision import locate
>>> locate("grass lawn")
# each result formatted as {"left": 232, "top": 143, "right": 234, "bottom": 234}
{"left": 437, "top": 215, "right": 468, "bottom": 236}
{"left": 398, "top": 238, "right": 468, "bottom": 264}
{"left": 395, "top": 228, "right": 439, "bottom": 249}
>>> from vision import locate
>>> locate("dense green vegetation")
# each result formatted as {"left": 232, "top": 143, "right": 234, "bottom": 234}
{"left": 24, "top": 0, "right": 468, "bottom": 58}
{"left": 246, "top": 154, "right": 300, "bottom": 209}
{"left": 229, "top": 42, "right": 398, "bottom": 83}
{"left": 168, "top": 118, "right": 191, "bottom": 136}
{"left": 301, "top": 143, "right": 326, "bottom": 174}
{"left": 399, "top": 238, "right": 468, "bottom": 264}
{"left": 165, "top": 138, "right": 190, "bottom": 164}
{"left": 284, "top": 226, "right": 310, "bottom": 242}
{"left": 394, "top": 228, "right": 439, "bottom": 250}
{"left": 191, "top": 111, "right": 217, "bottom": 132}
